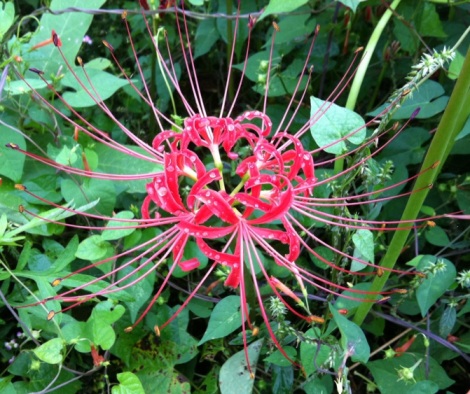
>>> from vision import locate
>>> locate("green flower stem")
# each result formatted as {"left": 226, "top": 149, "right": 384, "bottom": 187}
{"left": 354, "top": 46, "right": 470, "bottom": 326}
{"left": 334, "top": 0, "right": 402, "bottom": 174}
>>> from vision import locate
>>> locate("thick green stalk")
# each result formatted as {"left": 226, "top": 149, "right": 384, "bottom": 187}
{"left": 335, "top": 0, "right": 402, "bottom": 174}
{"left": 345, "top": 0, "right": 402, "bottom": 110}
{"left": 354, "top": 47, "right": 470, "bottom": 326}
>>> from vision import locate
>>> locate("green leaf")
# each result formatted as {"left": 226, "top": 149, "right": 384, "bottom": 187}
{"left": 439, "top": 306, "right": 456, "bottom": 338}
{"left": 367, "top": 354, "right": 454, "bottom": 393}
{"left": 303, "top": 375, "right": 334, "bottom": 394}
{"left": 195, "top": 18, "right": 220, "bottom": 58}
{"left": 86, "top": 57, "right": 112, "bottom": 71}
{"left": 80, "top": 302, "right": 125, "bottom": 351}
{"left": 0, "top": 376, "right": 15, "bottom": 394}
{"left": 61, "top": 320, "right": 86, "bottom": 346}
{"left": 380, "top": 127, "right": 431, "bottom": 166}
{"left": 457, "top": 188, "right": 470, "bottom": 214}
{"left": 187, "top": 298, "right": 213, "bottom": 318}
{"left": 310, "top": 96, "right": 366, "bottom": 154}
{"left": 270, "top": 13, "right": 316, "bottom": 46}
{"left": 219, "top": 339, "right": 263, "bottom": 393}
{"left": 117, "top": 261, "right": 156, "bottom": 322}
{"left": 259, "top": 0, "right": 309, "bottom": 20}
{"left": 112, "top": 372, "right": 145, "bottom": 394}
{"left": 0, "top": 214, "right": 7, "bottom": 238}
{"left": 0, "top": 124, "right": 26, "bottom": 182}
{"left": 448, "top": 50, "right": 464, "bottom": 80}
{"left": 61, "top": 68, "right": 130, "bottom": 108}
{"left": 417, "top": 3, "right": 446, "bottom": 38}
{"left": 352, "top": 229, "right": 374, "bottom": 271}
{"left": 329, "top": 304, "right": 370, "bottom": 363}
{"left": 264, "top": 346, "right": 297, "bottom": 367}
{"left": 416, "top": 256, "right": 456, "bottom": 316}
{"left": 4, "top": 78, "right": 49, "bottom": 95}
{"left": 0, "top": 1, "right": 15, "bottom": 39}
{"left": 425, "top": 226, "right": 450, "bottom": 247}
{"left": 309, "top": 246, "right": 334, "bottom": 270}
{"left": 336, "top": 0, "right": 364, "bottom": 13}
{"left": 75, "top": 235, "right": 111, "bottom": 261}
{"left": 33, "top": 338, "right": 65, "bottom": 364}
{"left": 61, "top": 177, "right": 116, "bottom": 216}
{"left": 199, "top": 295, "right": 245, "bottom": 345}
{"left": 102, "top": 211, "right": 136, "bottom": 241}
{"left": 51, "top": 145, "right": 78, "bottom": 166}
{"left": 456, "top": 113, "right": 470, "bottom": 140}
{"left": 6, "top": 199, "right": 99, "bottom": 237}
{"left": 300, "top": 328, "right": 333, "bottom": 377}
{"left": 272, "top": 365, "right": 294, "bottom": 394}
{"left": 53, "top": 235, "right": 79, "bottom": 272}
{"left": 93, "top": 143, "right": 161, "bottom": 194}
{"left": 25, "top": 0, "right": 107, "bottom": 78}
{"left": 369, "top": 80, "right": 448, "bottom": 120}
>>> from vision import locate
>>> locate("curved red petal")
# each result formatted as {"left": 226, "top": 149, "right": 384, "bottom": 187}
{"left": 195, "top": 190, "right": 240, "bottom": 224}
{"left": 178, "top": 221, "right": 235, "bottom": 239}
{"left": 178, "top": 258, "right": 200, "bottom": 272}
{"left": 187, "top": 168, "right": 221, "bottom": 209}
{"left": 249, "top": 182, "right": 293, "bottom": 225}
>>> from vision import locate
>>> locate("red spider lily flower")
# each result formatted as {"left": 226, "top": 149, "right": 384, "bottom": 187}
{"left": 9, "top": 1, "right": 459, "bottom": 374}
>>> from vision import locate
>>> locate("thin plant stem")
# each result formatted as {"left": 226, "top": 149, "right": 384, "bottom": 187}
{"left": 354, "top": 46, "right": 470, "bottom": 326}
